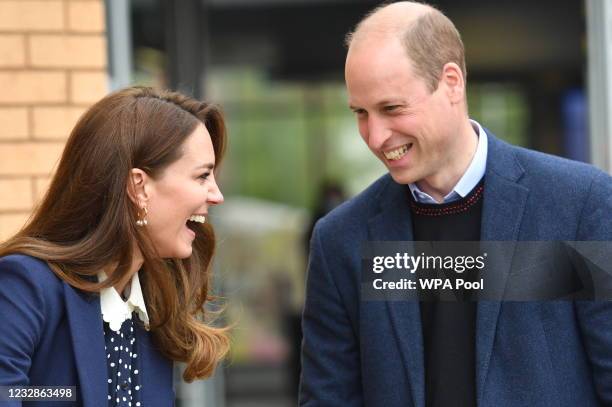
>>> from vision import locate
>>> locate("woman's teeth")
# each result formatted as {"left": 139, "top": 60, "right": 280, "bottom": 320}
{"left": 188, "top": 215, "right": 206, "bottom": 224}
{"left": 383, "top": 144, "right": 411, "bottom": 161}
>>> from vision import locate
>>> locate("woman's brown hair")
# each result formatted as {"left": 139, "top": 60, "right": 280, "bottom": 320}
{"left": 0, "top": 86, "right": 229, "bottom": 381}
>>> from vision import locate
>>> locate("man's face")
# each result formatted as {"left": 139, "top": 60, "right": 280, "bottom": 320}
{"left": 345, "top": 37, "right": 461, "bottom": 186}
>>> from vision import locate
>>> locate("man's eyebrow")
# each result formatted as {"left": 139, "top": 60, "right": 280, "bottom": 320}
{"left": 349, "top": 99, "right": 407, "bottom": 110}
{"left": 375, "top": 99, "right": 406, "bottom": 107}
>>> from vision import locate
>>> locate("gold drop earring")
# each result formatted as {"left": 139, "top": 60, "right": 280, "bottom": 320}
{"left": 136, "top": 205, "right": 148, "bottom": 227}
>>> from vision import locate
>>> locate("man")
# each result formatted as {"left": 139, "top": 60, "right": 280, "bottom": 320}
{"left": 299, "top": 2, "right": 612, "bottom": 406}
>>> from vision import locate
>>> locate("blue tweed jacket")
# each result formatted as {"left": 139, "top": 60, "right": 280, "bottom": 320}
{"left": 300, "top": 132, "right": 612, "bottom": 406}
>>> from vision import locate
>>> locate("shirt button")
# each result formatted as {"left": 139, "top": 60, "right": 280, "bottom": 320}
{"left": 121, "top": 382, "right": 129, "bottom": 390}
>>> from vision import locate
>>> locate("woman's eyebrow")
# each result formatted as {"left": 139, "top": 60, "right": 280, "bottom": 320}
{"left": 194, "top": 163, "right": 215, "bottom": 170}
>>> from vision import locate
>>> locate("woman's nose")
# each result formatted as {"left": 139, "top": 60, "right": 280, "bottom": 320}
{"left": 207, "top": 182, "right": 224, "bottom": 205}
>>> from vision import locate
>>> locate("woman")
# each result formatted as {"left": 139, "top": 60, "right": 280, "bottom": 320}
{"left": 0, "top": 86, "right": 230, "bottom": 406}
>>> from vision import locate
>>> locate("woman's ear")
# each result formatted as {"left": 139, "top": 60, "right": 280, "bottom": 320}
{"left": 127, "top": 168, "right": 150, "bottom": 207}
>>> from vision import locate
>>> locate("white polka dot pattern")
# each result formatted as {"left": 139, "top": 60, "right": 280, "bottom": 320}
{"left": 104, "top": 313, "right": 142, "bottom": 406}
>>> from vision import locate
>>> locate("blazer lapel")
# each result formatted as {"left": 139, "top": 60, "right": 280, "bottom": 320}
{"left": 63, "top": 283, "right": 108, "bottom": 406}
{"left": 476, "top": 133, "right": 529, "bottom": 405}
{"left": 368, "top": 177, "right": 424, "bottom": 407}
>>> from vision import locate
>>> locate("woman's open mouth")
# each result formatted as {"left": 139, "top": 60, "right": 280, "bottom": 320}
{"left": 185, "top": 213, "right": 207, "bottom": 236}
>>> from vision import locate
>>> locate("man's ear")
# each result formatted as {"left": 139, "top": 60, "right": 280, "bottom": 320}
{"left": 127, "top": 168, "right": 150, "bottom": 207}
{"left": 440, "top": 62, "right": 465, "bottom": 104}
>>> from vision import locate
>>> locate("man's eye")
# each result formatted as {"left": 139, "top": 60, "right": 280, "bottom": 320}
{"left": 353, "top": 109, "right": 367, "bottom": 116}
{"left": 384, "top": 105, "right": 400, "bottom": 112}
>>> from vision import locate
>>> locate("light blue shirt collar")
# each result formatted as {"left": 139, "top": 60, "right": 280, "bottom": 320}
{"left": 409, "top": 119, "right": 487, "bottom": 204}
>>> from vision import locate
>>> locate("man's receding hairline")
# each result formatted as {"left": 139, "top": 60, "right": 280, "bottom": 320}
{"left": 347, "top": 2, "right": 438, "bottom": 49}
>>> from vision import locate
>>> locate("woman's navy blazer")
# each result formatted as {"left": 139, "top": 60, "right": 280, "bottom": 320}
{"left": 0, "top": 254, "right": 174, "bottom": 406}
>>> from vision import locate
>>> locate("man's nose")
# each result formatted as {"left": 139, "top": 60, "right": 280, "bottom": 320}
{"left": 366, "top": 115, "right": 391, "bottom": 151}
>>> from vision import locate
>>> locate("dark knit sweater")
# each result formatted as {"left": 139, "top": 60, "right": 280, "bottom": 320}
{"left": 409, "top": 180, "right": 484, "bottom": 407}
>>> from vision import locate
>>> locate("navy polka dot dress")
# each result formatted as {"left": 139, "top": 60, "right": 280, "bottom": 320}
{"left": 104, "top": 312, "right": 142, "bottom": 406}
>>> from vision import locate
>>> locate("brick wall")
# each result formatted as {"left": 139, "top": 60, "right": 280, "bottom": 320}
{"left": 0, "top": 0, "right": 107, "bottom": 241}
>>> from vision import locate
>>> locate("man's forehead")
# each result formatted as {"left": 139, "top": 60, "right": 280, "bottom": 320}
{"left": 348, "top": 31, "right": 396, "bottom": 55}
{"left": 346, "top": 37, "right": 413, "bottom": 81}
{"left": 346, "top": 64, "right": 417, "bottom": 105}
{"left": 346, "top": 34, "right": 405, "bottom": 67}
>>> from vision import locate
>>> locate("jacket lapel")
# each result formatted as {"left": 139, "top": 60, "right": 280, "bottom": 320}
{"left": 368, "top": 177, "right": 424, "bottom": 407}
{"left": 135, "top": 324, "right": 174, "bottom": 404}
{"left": 63, "top": 283, "right": 108, "bottom": 406}
{"left": 476, "top": 133, "right": 529, "bottom": 404}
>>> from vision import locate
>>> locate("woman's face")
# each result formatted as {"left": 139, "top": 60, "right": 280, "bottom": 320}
{"left": 145, "top": 123, "right": 223, "bottom": 259}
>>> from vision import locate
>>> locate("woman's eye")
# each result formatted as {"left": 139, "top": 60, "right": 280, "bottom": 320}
{"left": 198, "top": 173, "right": 211, "bottom": 181}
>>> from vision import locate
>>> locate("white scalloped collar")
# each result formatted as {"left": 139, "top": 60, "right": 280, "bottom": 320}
{"left": 98, "top": 271, "right": 150, "bottom": 332}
